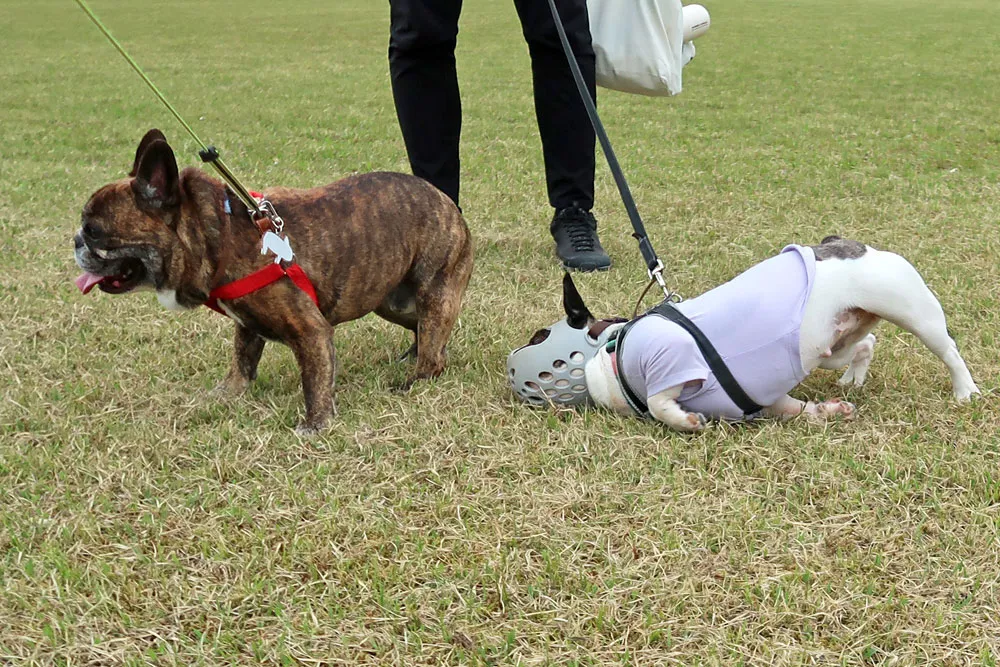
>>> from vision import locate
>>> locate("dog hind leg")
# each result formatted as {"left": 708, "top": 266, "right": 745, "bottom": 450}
{"left": 903, "top": 312, "right": 978, "bottom": 401}
{"left": 850, "top": 253, "right": 979, "bottom": 400}
{"left": 818, "top": 333, "right": 877, "bottom": 387}
{"left": 408, "top": 235, "right": 473, "bottom": 386}
{"left": 375, "top": 282, "right": 419, "bottom": 361}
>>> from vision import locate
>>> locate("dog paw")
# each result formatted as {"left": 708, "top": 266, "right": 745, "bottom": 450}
{"left": 837, "top": 371, "right": 863, "bottom": 388}
{"left": 837, "top": 367, "right": 871, "bottom": 388}
{"left": 294, "top": 421, "right": 327, "bottom": 437}
{"left": 680, "top": 411, "right": 707, "bottom": 432}
{"left": 210, "top": 378, "right": 249, "bottom": 398}
{"left": 954, "top": 384, "right": 981, "bottom": 403}
{"left": 837, "top": 364, "right": 870, "bottom": 388}
{"left": 807, "top": 399, "right": 856, "bottom": 421}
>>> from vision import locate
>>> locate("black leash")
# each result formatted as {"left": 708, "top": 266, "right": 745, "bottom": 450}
{"left": 608, "top": 303, "right": 764, "bottom": 417}
{"left": 546, "top": 0, "right": 671, "bottom": 300}
{"left": 548, "top": 3, "right": 758, "bottom": 417}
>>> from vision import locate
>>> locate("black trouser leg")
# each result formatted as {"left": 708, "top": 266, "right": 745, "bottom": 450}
{"left": 513, "top": 0, "right": 597, "bottom": 211}
{"left": 388, "top": 0, "right": 464, "bottom": 206}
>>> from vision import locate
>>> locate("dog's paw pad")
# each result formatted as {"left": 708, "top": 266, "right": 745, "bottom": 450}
{"left": 818, "top": 399, "right": 855, "bottom": 420}
{"left": 684, "top": 412, "right": 707, "bottom": 431}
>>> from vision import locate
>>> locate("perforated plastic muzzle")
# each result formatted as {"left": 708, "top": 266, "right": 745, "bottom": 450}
{"left": 507, "top": 318, "right": 612, "bottom": 407}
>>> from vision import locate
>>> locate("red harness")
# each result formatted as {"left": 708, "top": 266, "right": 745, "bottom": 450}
{"left": 205, "top": 262, "right": 318, "bottom": 315}
{"left": 205, "top": 191, "right": 319, "bottom": 317}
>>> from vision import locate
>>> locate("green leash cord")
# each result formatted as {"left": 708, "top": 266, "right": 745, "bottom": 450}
{"left": 73, "top": 0, "right": 263, "bottom": 214}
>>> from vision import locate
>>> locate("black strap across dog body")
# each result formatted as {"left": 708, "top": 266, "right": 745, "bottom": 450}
{"left": 606, "top": 303, "right": 764, "bottom": 417}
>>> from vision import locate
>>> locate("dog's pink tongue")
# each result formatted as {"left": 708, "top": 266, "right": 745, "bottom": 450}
{"left": 75, "top": 272, "right": 103, "bottom": 295}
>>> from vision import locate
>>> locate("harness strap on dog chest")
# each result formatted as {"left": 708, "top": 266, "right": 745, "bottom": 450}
{"left": 205, "top": 190, "right": 320, "bottom": 317}
{"left": 606, "top": 338, "right": 652, "bottom": 418}
{"left": 205, "top": 263, "right": 318, "bottom": 315}
{"left": 608, "top": 303, "right": 764, "bottom": 417}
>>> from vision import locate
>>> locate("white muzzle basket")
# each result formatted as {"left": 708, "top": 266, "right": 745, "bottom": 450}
{"left": 507, "top": 318, "right": 613, "bottom": 407}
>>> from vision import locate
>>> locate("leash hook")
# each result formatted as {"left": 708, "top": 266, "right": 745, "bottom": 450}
{"left": 255, "top": 199, "right": 285, "bottom": 235}
{"left": 200, "top": 145, "right": 283, "bottom": 235}
{"left": 648, "top": 259, "right": 680, "bottom": 302}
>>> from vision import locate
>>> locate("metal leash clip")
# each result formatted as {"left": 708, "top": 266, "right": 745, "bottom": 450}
{"left": 647, "top": 259, "right": 681, "bottom": 302}
{"left": 254, "top": 199, "right": 285, "bottom": 235}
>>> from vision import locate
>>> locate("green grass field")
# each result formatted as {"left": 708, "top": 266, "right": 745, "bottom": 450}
{"left": 3, "top": 0, "right": 1000, "bottom": 663}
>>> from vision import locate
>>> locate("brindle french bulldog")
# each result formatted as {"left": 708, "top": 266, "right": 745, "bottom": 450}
{"left": 75, "top": 129, "right": 473, "bottom": 434}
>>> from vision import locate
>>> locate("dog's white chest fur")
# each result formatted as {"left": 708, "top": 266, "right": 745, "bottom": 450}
{"left": 156, "top": 289, "right": 184, "bottom": 311}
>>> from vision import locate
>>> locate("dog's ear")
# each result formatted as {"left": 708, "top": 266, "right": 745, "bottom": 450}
{"left": 130, "top": 129, "right": 168, "bottom": 177}
{"left": 562, "top": 272, "right": 593, "bottom": 329}
{"left": 130, "top": 138, "right": 180, "bottom": 211}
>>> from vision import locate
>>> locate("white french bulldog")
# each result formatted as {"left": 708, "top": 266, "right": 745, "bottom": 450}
{"left": 529, "top": 237, "right": 980, "bottom": 431}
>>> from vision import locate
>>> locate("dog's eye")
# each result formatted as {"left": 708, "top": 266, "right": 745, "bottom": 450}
{"left": 529, "top": 328, "right": 551, "bottom": 346}
{"left": 82, "top": 221, "right": 105, "bottom": 240}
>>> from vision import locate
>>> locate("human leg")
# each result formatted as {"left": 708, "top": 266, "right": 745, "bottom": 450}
{"left": 388, "top": 0, "right": 464, "bottom": 205}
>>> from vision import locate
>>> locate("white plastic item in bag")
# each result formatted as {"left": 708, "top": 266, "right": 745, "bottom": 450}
{"left": 682, "top": 5, "right": 710, "bottom": 67}
{"left": 588, "top": 0, "right": 709, "bottom": 97}
{"left": 683, "top": 4, "right": 711, "bottom": 42}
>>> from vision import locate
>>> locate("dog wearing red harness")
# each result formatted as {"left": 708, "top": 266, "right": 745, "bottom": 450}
{"left": 74, "top": 129, "right": 473, "bottom": 434}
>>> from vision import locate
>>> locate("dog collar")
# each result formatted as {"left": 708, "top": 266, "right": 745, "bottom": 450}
{"left": 604, "top": 326, "right": 652, "bottom": 418}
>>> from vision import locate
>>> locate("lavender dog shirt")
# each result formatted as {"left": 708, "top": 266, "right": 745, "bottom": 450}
{"left": 619, "top": 245, "right": 817, "bottom": 420}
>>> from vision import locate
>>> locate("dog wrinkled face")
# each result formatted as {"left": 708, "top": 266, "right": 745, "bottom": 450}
{"left": 73, "top": 129, "right": 184, "bottom": 299}
{"left": 74, "top": 184, "right": 164, "bottom": 294}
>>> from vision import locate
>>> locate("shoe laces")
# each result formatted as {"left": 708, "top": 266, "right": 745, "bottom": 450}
{"left": 558, "top": 208, "right": 596, "bottom": 252}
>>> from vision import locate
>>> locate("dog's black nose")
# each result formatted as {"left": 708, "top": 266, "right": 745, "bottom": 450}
{"left": 74, "top": 233, "right": 84, "bottom": 250}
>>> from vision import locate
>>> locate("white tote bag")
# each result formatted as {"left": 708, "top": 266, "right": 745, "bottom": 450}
{"left": 588, "top": 1, "right": 708, "bottom": 97}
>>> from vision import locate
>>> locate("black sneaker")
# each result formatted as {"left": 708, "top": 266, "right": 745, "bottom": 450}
{"left": 550, "top": 205, "right": 612, "bottom": 272}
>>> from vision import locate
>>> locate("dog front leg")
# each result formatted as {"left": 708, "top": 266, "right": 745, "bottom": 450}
{"left": 213, "top": 324, "right": 266, "bottom": 396}
{"left": 763, "top": 394, "right": 855, "bottom": 421}
{"left": 762, "top": 394, "right": 807, "bottom": 420}
{"left": 647, "top": 385, "right": 706, "bottom": 432}
{"left": 290, "top": 321, "right": 337, "bottom": 435}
